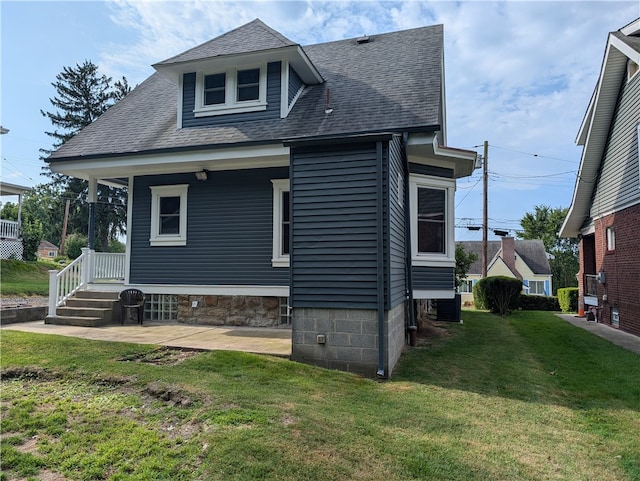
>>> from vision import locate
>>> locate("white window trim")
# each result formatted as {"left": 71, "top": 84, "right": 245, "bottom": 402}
{"left": 194, "top": 64, "right": 268, "bottom": 117}
{"left": 410, "top": 174, "right": 456, "bottom": 267}
{"left": 271, "top": 179, "right": 290, "bottom": 268}
{"left": 528, "top": 280, "right": 546, "bottom": 296}
{"left": 606, "top": 226, "right": 616, "bottom": 251}
{"left": 149, "top": 184, "right": 189, "bottom": 246}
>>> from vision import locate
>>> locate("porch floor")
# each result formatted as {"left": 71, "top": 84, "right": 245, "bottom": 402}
{"left": 2, "top": 320, "right": 292, "bottom": 357}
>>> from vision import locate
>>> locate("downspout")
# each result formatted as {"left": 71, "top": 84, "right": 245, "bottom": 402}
{"left": 376, "top": 141, "right": 386, "bottom": 378}
{"left": 402, "top": 132, "right": 417, "bottom": 346}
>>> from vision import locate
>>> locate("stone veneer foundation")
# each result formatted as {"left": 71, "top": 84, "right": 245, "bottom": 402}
{"left": 291, "top": 302, "right": 407, "bottom": 377}
{"left": 177, "top": 295, "right": 281, "bottom": 327}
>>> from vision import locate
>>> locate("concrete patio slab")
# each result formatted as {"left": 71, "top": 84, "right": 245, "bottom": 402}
{"left": 1, "top": 320, "right": 292, "bottom": 357}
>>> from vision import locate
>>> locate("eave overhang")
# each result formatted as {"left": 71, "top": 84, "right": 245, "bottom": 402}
{"left": 561, "top": 21, "right": 639, "bottom": 238}
{"left": 0, "top": 181, "right": 32, "bottom": 196}
{"left": 406, "top": 132, "right": 477, "bottom": 178}
{"left": 153, "top": 45, "right": 324, "bottom": 85}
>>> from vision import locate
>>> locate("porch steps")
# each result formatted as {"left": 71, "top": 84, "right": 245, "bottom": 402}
{"left": 45, "top": 291, "right": 121, "bottom": 327}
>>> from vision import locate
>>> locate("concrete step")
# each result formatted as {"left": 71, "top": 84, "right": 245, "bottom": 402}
{"left": 45, "top": 315, "right": 107, "bottom": 327}
{"left": 74, "top": 290, "right": 120, "bottom": 300}
{"left": 66, "top": 298, "right": 119, "bottom": 309}
{"left": 56, "top": 306, "right": 116, "bottom": 324}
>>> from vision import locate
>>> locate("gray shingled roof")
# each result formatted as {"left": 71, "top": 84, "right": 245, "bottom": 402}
{"left": 457, "top": 240, "right": 552, "bottom": 275}
{"left": 155, "top": 19, "right": 297, "bottom": 65}
{"left": 48, "top": 21, "right": 443, "bottom": 161}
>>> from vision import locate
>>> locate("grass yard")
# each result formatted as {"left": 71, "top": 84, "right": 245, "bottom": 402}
{"left": 1, "top": 310, "right": 639, "bottom": 480}
{"left": 0, "top": 259, "right": 57, "bottom": 297}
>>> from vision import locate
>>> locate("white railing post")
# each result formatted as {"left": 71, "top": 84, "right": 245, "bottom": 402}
{"left": 48, "top": 270, "right": 58, "bottom": 317}
{"left": 80, "top": 247, "right": 91, "bottom": 287}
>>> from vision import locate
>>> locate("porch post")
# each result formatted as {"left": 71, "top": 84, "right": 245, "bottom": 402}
{"left": 17, "top": 193, "right": 23, "bottom": 236}
{"left": 88, "top": 178, "right": 97, "bottom": 249}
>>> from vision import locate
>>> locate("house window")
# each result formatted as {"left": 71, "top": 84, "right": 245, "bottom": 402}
{"left": 204, "top": 73, "right": 225, "bottom": 105}
{"left": 410, "top": 175, "right": 455, "bottom": 267}
{"left": 48, "top": 251, "right": 55, "bottom": 257}
{"left": 606, "top": 226, "right": 615, "bottom": 251}
{"left": 194, "top": 65, "right": 267, "bottom": 117}
{"left": 529, "top": 280, "right": 545, "bottom": 295}
{"left": 144, "top": 294, "right": 178, "bottom": 321}
{"left": 458, "top": 280, "right": 473, "bottom": 293}
{"left": 271, "top": 179, "right": 290, "bottom": 267}
{"left": 149, "top": 184, "right": 189, "bottom": 246}
{"left": 279, "top": 297, "right": 291, "bottom": 324}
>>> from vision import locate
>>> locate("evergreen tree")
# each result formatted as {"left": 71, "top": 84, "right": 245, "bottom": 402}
{"left": 39, "top": 61, "right": 131, "bottom": 251}
{"left": 517, "top": 205, "right": 579, "bottom": 294}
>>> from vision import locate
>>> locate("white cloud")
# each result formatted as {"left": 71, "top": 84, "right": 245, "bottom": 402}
{"left": 95, "top": 0, "right": 639, "bottom": 230}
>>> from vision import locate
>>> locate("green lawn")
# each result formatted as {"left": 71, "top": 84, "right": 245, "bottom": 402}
{"left": 0, "top": 259, "right": 57, "bottom": 297}
{"left": 1, "top": 310, "right": 639, "bottom": 480}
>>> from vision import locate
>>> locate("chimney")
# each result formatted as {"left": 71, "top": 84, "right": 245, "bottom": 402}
{"left": 501, "top": 236, "right": 522, "bottom": 279}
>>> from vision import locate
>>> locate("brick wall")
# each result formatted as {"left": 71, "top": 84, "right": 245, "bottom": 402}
{"left": 580, "top": 203, "right": 640, "bottom": 336}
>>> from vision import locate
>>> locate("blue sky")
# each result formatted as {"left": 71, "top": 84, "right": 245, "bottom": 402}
{"left": 1, "top": 0, "right": 639, "bottom": 242}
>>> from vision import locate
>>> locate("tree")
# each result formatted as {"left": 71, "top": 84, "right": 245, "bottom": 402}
{"left": 517, "top": 205, "right": 578, "bottom": 294}
{"left": 40, "top": 60, "right": 131, "bottom": 251}
{"left": 455, "top": 243, "right": 478, "bottom": 288}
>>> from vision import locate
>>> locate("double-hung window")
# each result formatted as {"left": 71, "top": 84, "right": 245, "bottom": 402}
{"left": 195, "top": 65, "right": 267, "bottom": 117}
{"left": 272, "top": 179, "right": 290, "bottom": 267}
{"left": 410, "top": 175, "right": 455, "bottom": 266}
{"left": 528, "top": 280, "right": 546, "bottom": 295}
{"left": 149, "top": 185, "right": 189, "bottom": 246}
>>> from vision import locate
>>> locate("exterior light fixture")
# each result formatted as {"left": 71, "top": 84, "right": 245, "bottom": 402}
{"left": 195, "top": 170, "right": 208, "bottom": 181}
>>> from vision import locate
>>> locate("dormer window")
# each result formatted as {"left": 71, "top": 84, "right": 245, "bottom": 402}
{"left": 194, "top": 64, "right": 267, "bottom": 117}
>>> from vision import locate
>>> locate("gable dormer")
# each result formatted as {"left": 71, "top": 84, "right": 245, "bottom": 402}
{"left": 153, "top": 19, "right": 323, "bottom": 128}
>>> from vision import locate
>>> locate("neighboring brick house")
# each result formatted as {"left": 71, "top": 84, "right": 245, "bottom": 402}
{"left": 561, "top": 18, "right": 640, "bottom": 337}
{"left": 45, "top": 19, "right": 477, "bottom": 376}
{"left": 456, "top": 237, "right": 552, "bottom": 305}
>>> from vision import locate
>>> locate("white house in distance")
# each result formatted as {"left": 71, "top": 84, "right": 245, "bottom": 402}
{"left": 456, "top": 237, "right": 553, "bottom": 304}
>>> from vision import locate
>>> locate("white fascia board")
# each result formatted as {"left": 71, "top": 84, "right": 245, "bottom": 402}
{"left": 154, "top": 45, "right": 323, "bottom": 85}
{"left": 610, "top": 34, "right": 640, "bottom": 65}
{"left": 49, "top": 144, "right": 290, "bottom": 180}
{"left": 126, "top": 284, "right": 290, "bottom": 297}
{"left": 620, "top": 18, "right": 640, "bottom": 36}
{"left": 407, "top": 132, "right": 477, "bottom": 178}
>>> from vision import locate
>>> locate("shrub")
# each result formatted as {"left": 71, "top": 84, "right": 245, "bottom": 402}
{"left": 475, "top": 276, "right": 522, "bottom": 316}
{"left": 519, "top": 294, "right": 560, "bottom": 311}
{"left": 65, "top": 234, "right": 88, "bottom": 259}
{"left": 20, "top": 219, "right": 43, "bottom": 262}
{"left": 557, "top": 287, "right": 579, "bottom": 313}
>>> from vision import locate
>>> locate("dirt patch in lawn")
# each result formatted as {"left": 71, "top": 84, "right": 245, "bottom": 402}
{"left": 117, "top": 347, "right": 203, "bottom": 366}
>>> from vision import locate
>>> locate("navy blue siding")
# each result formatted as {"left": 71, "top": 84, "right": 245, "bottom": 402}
{"left": 412, "top": 266, "right": 455, "bottom": 291}
{"left": 291, "top": 143, "right": 380, "bottom": 309}
{"left": 288, "top": 67, "right": 304, "bottom": 107}
{"left": 409, "top": 163, "right": 453, "bottom": 178}
{"left": 130, "top": 168, "right": 289, "bottom": 286}
{"left": 387, "top": 135, "right": 406, "bottom": 309}
{"left": 182, "top": 62, "right": 282, "bottom": 127}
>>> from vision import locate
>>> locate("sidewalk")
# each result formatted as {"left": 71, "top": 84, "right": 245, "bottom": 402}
{"left": 557, "top": 314, "right": 640, "bottom": 355}
{"left": 1, "top": 320, "right": 292, "bottom": 357}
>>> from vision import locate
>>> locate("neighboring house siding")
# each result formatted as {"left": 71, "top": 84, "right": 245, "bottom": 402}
{"left": 288, "top": 67, "right": 304, "bottom": 107}
{"left": 290, "top": 142, "right": 380, "bottom": 309}
{"left": 387, "top": 135, "right": 406, "bottom": 309}
{"left": 589, "top": 72, "right": 640, "bottom": 220}
{"left": 129, "top": 168, "right": 289, "bottom": 286}
{"left": 409, "top": 163, "right": 454, "bottom": 179}
{"left": 412, "top": 266, "right": 455, "bottom": 291}
{"left": 181, "top": 61, "right": 282, "bottom": 127}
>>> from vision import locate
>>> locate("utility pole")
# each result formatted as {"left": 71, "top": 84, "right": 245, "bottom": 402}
{"left": 60, "top": 199, "right": 70, "bottom": 255}
{"left": 482, "top": 141, "right": 488, "bottom": 278}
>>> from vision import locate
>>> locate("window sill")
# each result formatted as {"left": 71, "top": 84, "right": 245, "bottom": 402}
{"left": 272, "top": 258, "right": 290, "bottom": 268}
{"left": 150, "top": 237, "right": 187, "bottom": 247}
{"left": 412, "top": 256, "right": 455, "bottom": 268}
{"left": 194, "top": 102, "right": 267, "bottom": 117}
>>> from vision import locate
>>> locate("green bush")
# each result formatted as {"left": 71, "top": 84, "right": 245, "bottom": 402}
{"left": 519, "top": 294, "right": 560, "bottom": 311}
{"left": 557, "top": 287, "right": 579, "bottom": 313}
{"left": 20, "top": 219, "right": 43, "bottom": 262}
{"left": 474, "top": 276, "right": 522, "bottom": 316}
{"left": 65, "top": 234, "right": 88, "bottom": 259}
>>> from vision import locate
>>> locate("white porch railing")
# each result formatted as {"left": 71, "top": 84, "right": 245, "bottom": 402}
{"left": 0, "top": 219, "right": 20, "bottom": 239}
{"left": 48, "top": 248, "right": 126, "bottom": 316}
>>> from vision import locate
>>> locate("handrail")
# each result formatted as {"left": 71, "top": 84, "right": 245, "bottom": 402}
{"left": 48, "top": 248, "right": 90, "bottom": 317}
{"left": 48, "top": 249, "right": 127, "bottom": 317}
